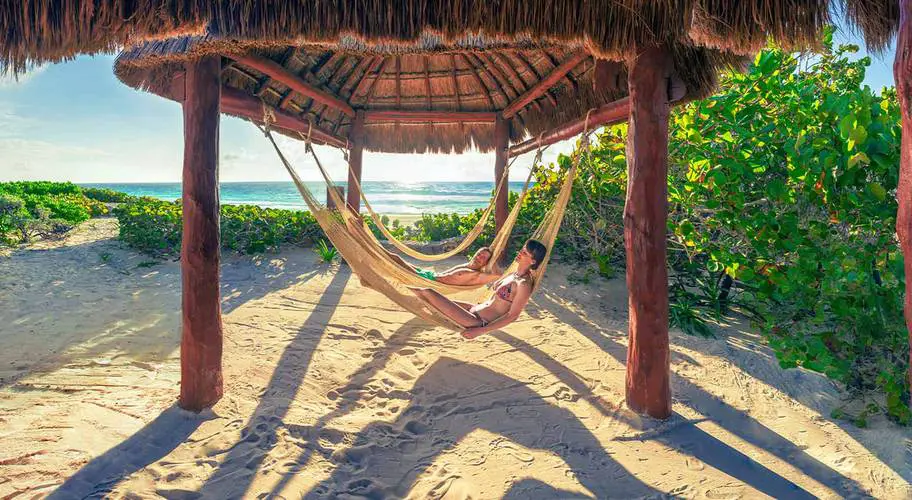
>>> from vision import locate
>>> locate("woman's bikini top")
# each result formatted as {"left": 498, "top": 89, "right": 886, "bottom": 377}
{"left": 494, "top": 274, "right": 529, "bottom": 304}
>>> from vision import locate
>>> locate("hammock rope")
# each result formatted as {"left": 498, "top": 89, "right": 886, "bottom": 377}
{"left": 257, "top": 109, "right": 584, "bottom": 331}
{"left": 344, "top": 145, "right": 544, "bottom": 263}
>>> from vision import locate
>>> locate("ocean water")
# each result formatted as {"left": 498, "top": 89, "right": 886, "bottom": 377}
{"left": 82, "top": 181, "right": 529, "bottom": 215}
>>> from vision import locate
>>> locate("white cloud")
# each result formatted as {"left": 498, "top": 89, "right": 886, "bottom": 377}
{"left": 0, "top": 65, "right": 48, "bottom": 89}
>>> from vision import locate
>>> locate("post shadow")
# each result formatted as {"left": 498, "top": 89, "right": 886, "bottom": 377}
{"left": 48, "top": 405, "right": 207, "bottom": 499}
{"left": 194, "top": 266, "right": 350, "bottom": 497}
{"left": 532, "top": 291, "right": 869, "bottom": 497}
{"left": 48, "top": 265, "right": 350, "bottom": 498}
{"left": 266, "top": 317, "right": 432, "bottom": 496}
{"left": 304, "top": 357, "right": 660, "bottom": 499}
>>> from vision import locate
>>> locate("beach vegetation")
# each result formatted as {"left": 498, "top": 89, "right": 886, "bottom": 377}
{"left": 0, "top": 182, "right": 111, "bottom": 244}
{"left": 314, "top": 239, "right": 338, "bottom": 263}
{"left": 113, "top": 197, "right": 323, "bottom": 256}
{"left": 523, "top": 35, "right": 907, "bottom": 424}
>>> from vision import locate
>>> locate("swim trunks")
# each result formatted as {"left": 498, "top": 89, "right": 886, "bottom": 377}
{"left": 415, "top": 268, "right": 436, "bottom": 281}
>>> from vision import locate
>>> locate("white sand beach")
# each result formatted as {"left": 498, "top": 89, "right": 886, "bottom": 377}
{"left": 1, "top": 219, "right": 910, "bottom": 499}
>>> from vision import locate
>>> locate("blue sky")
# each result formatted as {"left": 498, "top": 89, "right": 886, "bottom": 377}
{"left": 0, "top": 26, "right": 897, "bottom": 184}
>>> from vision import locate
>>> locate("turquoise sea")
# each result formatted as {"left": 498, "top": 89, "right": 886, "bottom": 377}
{"left": 81, "top": 181, "right": 528, "bottom": 215}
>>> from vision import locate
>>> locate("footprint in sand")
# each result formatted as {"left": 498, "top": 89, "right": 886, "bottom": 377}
{"left": 703, "top": 483, "right": 745, "bottom": 499}
{"left": 491, "top": 437, "right": 535, "bottom": 463}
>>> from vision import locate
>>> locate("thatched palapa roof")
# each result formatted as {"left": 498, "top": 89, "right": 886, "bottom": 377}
{"left": 1, "top": 1, "right": 900, "bottom": 153}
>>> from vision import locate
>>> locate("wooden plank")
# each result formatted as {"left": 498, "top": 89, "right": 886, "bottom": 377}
{"left": 347, "top": 111, "right": 366, "bottom": 212}
{"left": 624, "top": 46, "right": 672, "bottom": 420}
{"left": 508, "top": 97, "right": 629, "bottom": 156}
{"left": 179, "top": 55, "right": 224, "bottom": 412}
{"left": 896, "top": 0, "right": 912, "bottom": 401}
{"left": 503, "top": 51, "right": 587, "bottom": 118}
{"left": 230, "top": 54, "right": 355, "bottom": 117}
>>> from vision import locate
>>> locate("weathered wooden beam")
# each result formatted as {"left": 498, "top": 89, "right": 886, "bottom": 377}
{"left": 338, "top": 56, "right": 374, "bottom": 99}
{"left": 503, "top": 51, "right": 587, "bottom": 118}
{"left": 364, "top": 110, "right": 497, "bottom": 123}
{"left": 230, "top": 54, "right": 355, "bottom": 117}
{"left": 220, "top": 87, "right": 347, "bottom": 149}
{"left": 624, "top": 46, "right": 672, "bottom": 420}
{"left": 450, "top": 54, "right": 462, "bottom": 111}
{"left": 361, "top": 57, "right": 389, "bottom": 105}
{"left": 459, "top": 53, "right": 497, "bottom": 109}
{"left": 508, "top": 97, "right": 629, "bottom": 157}
{"left": 347, "top": 110, "right": 366, "bottom": 212}
{"left": 896, "top": 0, "right": 912, "bottom": 403}
{"left": 351, "top": 57, "right": 385, "bottom": 102}
{"left": 494, "top": 116, "right": 510, "bottom": 233}
{"left": 179, "top": 55, "right": 223, "bottom": 412}
{"left": 466, "top": 53, "right": 511, "bottom": 107}
{"left": 517, "top": 52, "right": 559, "bottom": 109}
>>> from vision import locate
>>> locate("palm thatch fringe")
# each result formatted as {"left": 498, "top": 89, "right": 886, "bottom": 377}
{"left": 2, "top": 1, "right": 901, "bottom": 76}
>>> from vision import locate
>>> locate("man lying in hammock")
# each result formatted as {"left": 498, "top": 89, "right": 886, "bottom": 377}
{"left": 343, "top": 204, "right": 501, "bottom": 286}
{"left": 410, "top": 239, "right": 547, "bottom": 339}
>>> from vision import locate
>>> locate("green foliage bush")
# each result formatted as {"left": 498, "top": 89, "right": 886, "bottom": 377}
{"left": 82, "top": 187, "right": 134, "bottom": 203}
{"left": 114, "top": 197, "right": 323, "bottom": 256}
{"left": 0, "top": 182, "right": 118, "bottom": 244}
{"left": 514, "top": 31, "right": 907, "bottom": 424}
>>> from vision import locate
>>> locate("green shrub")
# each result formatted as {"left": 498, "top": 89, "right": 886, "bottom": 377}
{"left": 114, "top": 198, "right": 323, "bottom": 256}
{"left": 113, "top": 197, "right": 182, "bottom": 255}
{"left": 0, "top": 181, "right": 81, "bottom": 197}
{"left": 82, "top": 187, "right": 134, "bottom": 203}
{"left": 314, "top": 240, "right": 338, "bottom": 263}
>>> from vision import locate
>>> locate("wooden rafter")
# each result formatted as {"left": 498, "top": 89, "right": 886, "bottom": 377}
{"left": 395, "top": 56, "right": 402, "bottom": 108}
{"left": 508, "top": 97, "right": 629, "bottom": 156}
{"left": 450, "top": 54, "right": 461, "bottom": 111}
{"left": 465, "top": 53, "right": 511, "bottom": 106}
{"left": 502, "top": 51, "right": 586, "bottom": 118}
{"left": 511, "top": 51, "right": 559, "bottom": 108}
{"left": 230, "top": 54, "right": 355, "bottom": 117}
{"left": 542, "top": 50, "right": 578, "bottom": 92}
{"left": 337, "top": 56, "right": 371, "bottom": 98}
{"left": 459, "top": 53, "right": 496, "bottom": 109}
{"left": 221, "top": 87, "right": 346, "bottom": 148}
{"left": 349, "top": 56, "right": 384, "bottom": 100}
{"left": 360, "top": 57, "right": 388, "bottom": 105}
{"left": 424, "top": 55, "right": 432, "bottom": 109}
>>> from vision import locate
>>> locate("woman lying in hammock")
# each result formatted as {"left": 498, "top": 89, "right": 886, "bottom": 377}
{"left": 344, "top": 205, "right": 501, "bottom": 286}
{"left": 410, "top": 239, "right": 547, "bottom": 339}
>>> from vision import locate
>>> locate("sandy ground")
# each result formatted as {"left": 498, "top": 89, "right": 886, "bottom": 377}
{"left": 1, "top": 218, "right": 911, "bottom": 499}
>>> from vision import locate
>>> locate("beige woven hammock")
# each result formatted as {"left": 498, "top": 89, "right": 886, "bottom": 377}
{"left": 347, "top": 148, "right": 543, "bottom": 265}
{"left": 261, "top": 127, "right": 582, "bottom": 331}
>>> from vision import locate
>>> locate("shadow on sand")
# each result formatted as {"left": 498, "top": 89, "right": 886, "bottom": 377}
{"left": 529, "top": 291, "right": 870, "bottom": 498}
{"left": 304, "top": 357, "right": 660, "bottom": 499}
{"left": 46, "top": 264, "right": 350, "bottom": 498}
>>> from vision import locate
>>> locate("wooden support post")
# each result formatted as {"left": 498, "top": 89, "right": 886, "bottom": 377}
{"left": 624, "top": 46, "right": 672, "bottom": 419}
{"left": 494, "top": 116, "right": 510, "bottom": 233}
{"left": 180, "top": 55, "right": 223, "bottom": 412}
{"left": 347, "top": 110, "right": 366, "bottom": 212}
{"left": 895, "top": 0, "right": 912, "bottom": 402}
